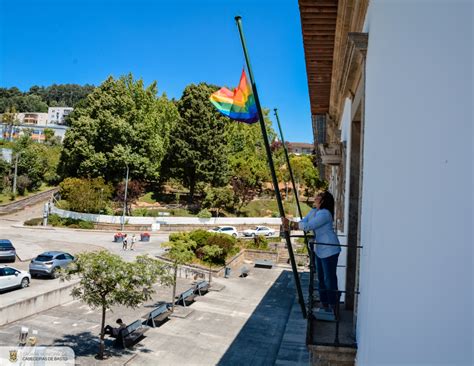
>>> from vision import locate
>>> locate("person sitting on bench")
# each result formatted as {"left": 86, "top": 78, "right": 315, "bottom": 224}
{"left": 104, "top": 318, "right": 127, "bottom": 338}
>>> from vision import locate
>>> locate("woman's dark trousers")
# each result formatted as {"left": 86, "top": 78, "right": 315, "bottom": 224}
{"left": 316, "top": 253, "right": 340, "bottom": 307}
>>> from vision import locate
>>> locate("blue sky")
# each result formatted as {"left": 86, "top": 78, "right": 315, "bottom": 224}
{"left": 0, "top": 0, "right": 312, "bottom": 142}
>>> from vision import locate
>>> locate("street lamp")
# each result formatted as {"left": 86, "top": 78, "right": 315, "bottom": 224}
{"left": 121, "top": 164, "right": 129, "bottom": 231}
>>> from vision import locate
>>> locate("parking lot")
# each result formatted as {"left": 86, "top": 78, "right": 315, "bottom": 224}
{"left": 0, "top": 203, "right": 170, "bottom": 306}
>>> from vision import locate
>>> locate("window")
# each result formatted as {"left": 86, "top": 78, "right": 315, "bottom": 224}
{"left": 35, "top": 255, "right": 53, "bottom": 262}
{"left": 3, "top": 267, "right": 16, "bottom": 276}
{"left": 56, "top": 254, "right": 66, "bottom": 260}
{"left": 64, "top": 254, "right": 74, "bottom": 260}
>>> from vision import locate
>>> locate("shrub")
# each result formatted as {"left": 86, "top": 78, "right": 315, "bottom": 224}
{"left": 59, "top": 177, "right": 113, "bottom": 214}
{"left": 197, "top": 209, "right": 212, "bottom": 218}
{"left": 170, "top": 208, "right": 194, "bottom": 216}
{"left": 79, "top": 221, "right": 94, "bottom": 229}
{"left": 63, "top": 217, "right": 81, "bottom": 226}
{"left": 55, "top": 200, "right": 70, "bottom": 210}
{"left": 169, "top": 232, "right": 191, "bottom": 242}
{"left": 246, "top": 236, "right": 270, "bottom": 251}
{"left": 67, "top": 224, "right": 80, "bottom": 228}
{"left": 206, "top": 234, "right": 237, "bottom": 262}
{"left": 189, "top": 230, "right": 211, "bottom": 249}
{"left": 24, "top": 217, "right": 43, "bottom": 226}
{"left": 132, "top": 208, "right": 150, "bottom": 217}
{"left": 295, "top": 245, "right": 308, "bottom": 254}
{"left": 48, "top": 214, "right": 63, "bottom": 226}
{"left": 16, "top": 175, "right": 31, "bottom": 196}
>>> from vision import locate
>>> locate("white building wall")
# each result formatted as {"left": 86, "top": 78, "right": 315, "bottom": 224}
{"left": 48, "top": 107, "right": 73, "bottom": 125}
{"left": 341, "top": 98, "right": 352, "bottom": 235}
{"left": 356, "top": 1, "right": 473, "bottom": 366}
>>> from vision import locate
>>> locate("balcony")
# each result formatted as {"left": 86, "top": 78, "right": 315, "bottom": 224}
{"left": 291, "top": 234, "right": 360, "bottom": 365}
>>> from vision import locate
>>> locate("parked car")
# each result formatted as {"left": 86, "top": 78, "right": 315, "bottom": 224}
{"left": 242, "top": 226, "right": 276, "bottom": 237}
{"left": 207, "top": 226, "right": 238, "bottom": 238}
{"left": 0, "top": 265, "right": 30, "bottom": 291}
{"left": 0, "top": 239, "right": 16, "bottom": 262}
{"left": 29, "top": 251, "right": 75, "bottom": 278}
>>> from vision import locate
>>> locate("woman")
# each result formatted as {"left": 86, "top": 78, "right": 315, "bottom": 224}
{"left": 282, "top": 190, "right": 340, "bottom": 319}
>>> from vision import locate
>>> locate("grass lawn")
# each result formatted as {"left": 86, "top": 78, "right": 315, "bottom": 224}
{"left": 138, "top": 192, "right": 157, "bottom": 204}
{"left": 0, "top": 184, "right": 55, "bottom": 205}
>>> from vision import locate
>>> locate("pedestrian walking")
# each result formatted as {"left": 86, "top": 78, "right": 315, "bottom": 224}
{"left": 130, "top": 234, "right": 137, "bottom": 250}
{"left": 122, "top": 234, "right": 128, "bottom": 250}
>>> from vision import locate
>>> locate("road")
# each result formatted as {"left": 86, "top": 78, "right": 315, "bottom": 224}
{"left": 0, "top": 201, "right": 170, "bottom": 305}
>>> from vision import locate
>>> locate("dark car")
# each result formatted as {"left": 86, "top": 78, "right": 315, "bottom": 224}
{"left": 29, "top": 251, "right": 75, "bottom": 278}
{"left": 0, "top": 240, "right": 16, "bottom": 262}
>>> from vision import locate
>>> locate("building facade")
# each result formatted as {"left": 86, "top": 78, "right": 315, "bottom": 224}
{"left": 287, "top": 142, "right": 314, "bottom": 155}
{"left": 0, "top": 108, "right": 71, "bottom": 142}
{"left": 47, "top": 107, "right": 73, "bottom": 125}
{"left": 298, "top": 0, "right": 473, "bottom": 365}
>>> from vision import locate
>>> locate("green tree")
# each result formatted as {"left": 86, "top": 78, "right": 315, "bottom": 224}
{"left": 223, "top": 110, "right": 277, "bottom": 211}
{"left": 31, "top": 84, "right": 95, "bottom": 108}
{"left": 2, "top": 106, "right": 19, "bottom": 142}
{"left": 163, "top": 83, "right": 229, "bottom": 203}
{"left": 0, "top": 94, "right": 48, "bottom": 113}
{"left": 0, "top": 159, "right": 11, "bottom": 192}
{"left": 60, "top": 251, "right": 172, "bottom": 359}
{"left": 14, "top": 139, "right": 61, "bottom": 190}
{"left": 164, "top": 238, "right": 196, "bottom": 312}
{"left": 59, "top": 74, "right": 179, "bottom": 183}
{"left": 201, "top": 244, "right": 223, "bottom": 285}
{"left": 283, "top": 154, "right": 325, "bottom": 201}
{"left": 43, "top": 128, "right": 55, "bottom": 141}
{"left": 202, "top": 186, "right": 237, "bottom": 217}
{"left": 59, "top": 177, "right": 113, "bottom": 213}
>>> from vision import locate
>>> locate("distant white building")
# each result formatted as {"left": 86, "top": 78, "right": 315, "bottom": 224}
{"left": 48, "top": 107, "right": 73, "bottom": 125}
{"left": 0, "top": 107, "right": 72, "bottom": 143}
{"left": 0, "top": 113, "right": 48, "bottom": 125}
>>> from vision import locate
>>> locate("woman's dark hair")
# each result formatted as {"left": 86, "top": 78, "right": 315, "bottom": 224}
{"left": 317, "top": 190, "right": 335, "bottom": 218}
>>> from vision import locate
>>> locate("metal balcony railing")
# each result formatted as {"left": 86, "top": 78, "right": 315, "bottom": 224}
{"left": 290, "top": 234, "right": 362, "bottom": 348}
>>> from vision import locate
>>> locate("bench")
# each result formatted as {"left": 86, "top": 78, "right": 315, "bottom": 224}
{"left": 114, "top": 320, "right": 149, "bottom": 349}
{"left": 194, "top": 280, "right": 210, "bottom": 296}
{"left": 254, "top": 259, "right": 274, "bottom": 269}
{"left": 143, "top": 303, "right": 172, "bottom": 328}
{"left": 175, "top": 288, "right": 197, "bottom": 307}
{"left": 239, "top": 266, "right": 250, "bottom": 278}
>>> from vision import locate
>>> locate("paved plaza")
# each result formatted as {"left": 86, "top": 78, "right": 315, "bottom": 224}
{"left": 0, "top": 202, "right": 309, "bottom": 365}
{"left": 0, "top": 266, "right": 308, "bottom": 365}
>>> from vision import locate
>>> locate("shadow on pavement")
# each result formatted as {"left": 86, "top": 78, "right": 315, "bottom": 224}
{"left": 217, "top": 270, "right": 295, "bottom": 366}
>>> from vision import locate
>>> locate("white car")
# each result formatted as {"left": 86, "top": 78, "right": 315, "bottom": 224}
{"left": 0, "top": 265, "right": 31, "bottom": 291}
{"left": 207, "top": 226, "right": 238, "bottom": 238}
{"left": 242, "top": 226, "right": 276, "bottom": 237}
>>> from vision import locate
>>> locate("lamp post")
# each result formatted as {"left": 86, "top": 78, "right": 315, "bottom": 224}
{"left": 121, "top": 164, "right": 129, "bottom": 231}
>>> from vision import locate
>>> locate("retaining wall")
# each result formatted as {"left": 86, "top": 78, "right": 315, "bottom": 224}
{"left": 0, "top": 280, "right": 77, "bottom": 326}
{"left": 0, "top": 188, "right": 58, "bottom": 215}
{"left": 50, "top": 204, "right": 282, "bottom": 227}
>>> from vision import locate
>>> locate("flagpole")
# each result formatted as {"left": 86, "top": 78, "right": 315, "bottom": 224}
{"left": 274, "top": 108, "right": 311, "bottom": 243}
{"left": 234, "top": 16, "right": 307, "bottom": 319}
{"left": 273, "top": 108, "right": 305, "bottom": 221}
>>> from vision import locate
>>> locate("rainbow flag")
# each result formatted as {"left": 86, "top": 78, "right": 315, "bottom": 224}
{"left": 209, "top": 70, "right": 259, "bottom": 124}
